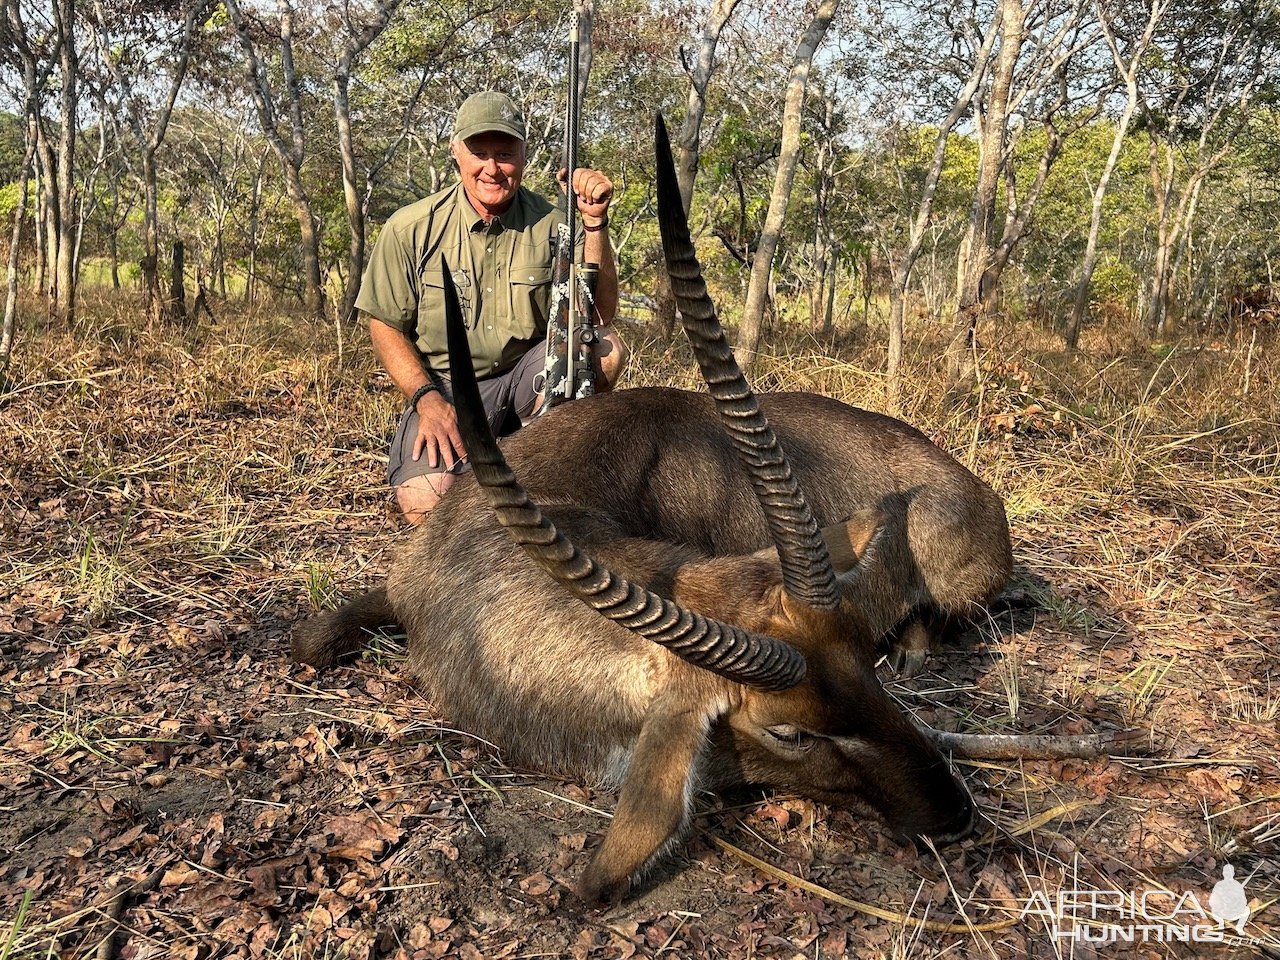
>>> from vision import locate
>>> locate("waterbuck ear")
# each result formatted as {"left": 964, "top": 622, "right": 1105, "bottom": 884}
{"left": 672, "top": 553, "right": 786, "bottom": 633}
{"left": 578, "top": 694, "right": 711, "bottom": 905}
{"left": 821, "top": 508, "right": 886, "bottom": 575}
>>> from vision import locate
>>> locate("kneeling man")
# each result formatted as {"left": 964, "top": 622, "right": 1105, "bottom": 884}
{"left": 357, "top": 90, "right": 628, "bottom": 522}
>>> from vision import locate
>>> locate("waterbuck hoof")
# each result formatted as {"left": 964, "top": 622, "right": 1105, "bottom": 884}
{"left": 577, "top": 862, "right": 630, "bottom": 908}
{"left": 887, "top": 644, "right": 929, "bottom": 678}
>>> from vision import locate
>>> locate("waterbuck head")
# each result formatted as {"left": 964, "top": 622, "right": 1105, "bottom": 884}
{"left": 672, "top": 525, "right": 975, "bottom": 845}
{"left": 435, "top": 114, "right": 974, "bottom": 902}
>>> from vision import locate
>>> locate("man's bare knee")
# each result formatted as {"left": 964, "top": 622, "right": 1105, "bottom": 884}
{"left": 595, "top": 328, "right": 629, "bottom": 392}
{"left": 396, "top": 472, "right": 457, "bottom": 524}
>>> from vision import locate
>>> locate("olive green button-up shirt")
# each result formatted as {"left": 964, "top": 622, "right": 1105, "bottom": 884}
{"left": 356, "top": 182, "right": 579, "bottom": 378}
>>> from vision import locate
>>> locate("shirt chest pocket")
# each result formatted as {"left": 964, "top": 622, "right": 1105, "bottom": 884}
{"left": 416, "top": 268, "right": 450, "bottom": 347}
{"left": 505, "top": 264, "right": 554, "bottom": 341}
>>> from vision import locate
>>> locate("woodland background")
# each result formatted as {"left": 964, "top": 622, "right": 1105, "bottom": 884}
{"left": 2, "top": 0, "right": 1277, "bottom": 388}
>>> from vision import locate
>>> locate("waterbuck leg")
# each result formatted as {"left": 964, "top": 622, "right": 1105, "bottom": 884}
{"left": 579, "top": 694, "right": 712, "bottom": 905}
{"left": 923, "top": 726, "right": 1148, "bottom": 760}
{"left": 292, "top": 587, "right": 396, "bottom": 669}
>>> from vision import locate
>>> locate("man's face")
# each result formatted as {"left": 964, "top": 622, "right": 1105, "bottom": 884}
{"left": 453, "top": 132, "right": 526, "bottom": 216}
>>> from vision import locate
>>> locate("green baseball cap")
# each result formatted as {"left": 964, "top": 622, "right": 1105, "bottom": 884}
{"left": 453, "top": 91, "right": 526, "bottom": 142}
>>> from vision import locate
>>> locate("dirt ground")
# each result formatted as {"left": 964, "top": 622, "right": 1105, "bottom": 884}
{"left": 2, "top": 305, "right": 1278, "bottom": 958}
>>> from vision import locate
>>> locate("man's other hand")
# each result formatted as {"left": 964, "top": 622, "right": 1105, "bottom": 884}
{"left": 413, "top": 391, "right": 466, "bottom": 470}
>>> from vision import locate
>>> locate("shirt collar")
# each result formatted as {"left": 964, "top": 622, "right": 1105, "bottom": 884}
{"left": 455, "top": 182, "right": 528, "bottom": 234}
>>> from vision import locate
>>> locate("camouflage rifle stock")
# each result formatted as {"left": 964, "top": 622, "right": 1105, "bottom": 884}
{"left": 538, "top": 10, "right": 598, "bottom": 413}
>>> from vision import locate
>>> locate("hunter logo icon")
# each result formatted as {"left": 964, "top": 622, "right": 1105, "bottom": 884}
{"left": 1208, "top": 864, "right": 1250, "bottom": 933}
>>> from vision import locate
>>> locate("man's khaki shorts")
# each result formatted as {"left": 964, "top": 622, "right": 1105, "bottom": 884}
{"left": 386, "top": 343, "right": 543, "bottom": 486}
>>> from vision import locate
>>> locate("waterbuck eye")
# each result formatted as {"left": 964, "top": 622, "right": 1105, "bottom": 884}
{"left": 764, "top": 726, "right": 817, "bottom": 749}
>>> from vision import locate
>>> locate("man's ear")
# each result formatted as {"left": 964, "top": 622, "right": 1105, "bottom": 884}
{"left": 821, "top": 507, "right": 886, "bottom": 575}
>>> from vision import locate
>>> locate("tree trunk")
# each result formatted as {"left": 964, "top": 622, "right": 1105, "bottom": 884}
{"left": 809, "top": 95, "right": 835, "bottom": 330}
{"left": 41, "top": 169, "right": 58, "bottom": 313}
{"left": 1167, "top": 175, "right": 1206, "bottom": 324}
{"left": 887, "top": 281, "right": 906, "bottom": 407}
{"left": 1145, "top": 133, "right": 1175, "bottom": 336}
{"left": 168, "top": 239, "right": 186, "bottom": 322}
{"left": 1066, "top": 0, "right": 1165, "bottom": 350}
{"left": 141, "top": 152, "right": 163, "bottom": 322}
{"left": 72, "top": 116, "right": 107, "bottom": 284}
{"left": 1137, "top": 3, "right": 1264, "bottom": 337}
{"left": 32, "top": 111, "right": 57, "bottom": 317}
{"left": 279, "top": 0, "right": 323, "bottom": 314}
{"left": 226, "top": 0, "right": 325, "bottom": 316}
{"left": 105, "top": 171, "right": 121, "bottom": 289}
{"left": 334, "top": 71, "right": 364, "bottom": 322}
{"left": 675, "top": 0, "right": 741, "bottom": 210}
{"left": 809, "top": 227, "right": 829, "bottom": 328}
{"left": 27, "top": 83, "right": 59, "bottom": 311}
{"left": 861, "top": 246, "right": 872, "bottom": 323}
{"left": 331, "top": 0, "right": 400, "bottom": 321}
{"left": 653, "top": 0, "right": 744, "bottom": 339}
{"left": 822, "top": 246, "right": 838, "bottom": 335}
{"left": 1067, "top": 102, "right": 1136, "bottom": 348}
{"left": 2, "top": 118, "right": 36, "bottom": 374}
{"left": 214, "top": 222, "right": 226, "bottom": 297}
{"left": 284, "top": 166, "right": 325, "bottom": 314}
{"left": 91, "top": 0, "right": 205, "bottom": 319}
{"left": 53, "top": 0, "right": 77, "bottom": 327}
{"left": 882, "top": 10, "right": 1000, "bottom": 409}
{"left": 246, "top": 155, "right": 265, "bottom": 303}
{"left": 955, "top": 0, "right": 1091, "bottom": 348}
{"left": 734, "top": 0, "right": 839, "bottom": 370}
{"left": 945, "top": 0, "right": 1024, "bottom": 382}
{"left": 33, "top": 156, "right": 48, "bottom": 300}
{"left": 987, "top": 100, "right": 1077, "bottom": 301}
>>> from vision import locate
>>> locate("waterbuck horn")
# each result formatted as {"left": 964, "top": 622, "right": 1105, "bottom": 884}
{"left": 653, "top": 113, "right": 839, "bottom": 611}
{"left": 441, "top": 261, "right": 806, "bottom": 691}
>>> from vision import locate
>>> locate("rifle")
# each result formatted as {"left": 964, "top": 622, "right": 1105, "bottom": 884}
{"left": 538, "top": 9, "right": 598, "bottom": 414}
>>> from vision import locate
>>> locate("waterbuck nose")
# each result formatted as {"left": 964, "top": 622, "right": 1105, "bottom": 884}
{"left": 933, "top": 791, "right": 977, "bottom": 845}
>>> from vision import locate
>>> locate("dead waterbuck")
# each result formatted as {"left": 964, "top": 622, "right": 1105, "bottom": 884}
{"left": 292, "top": 116, "right": 1012, "bottom": 903}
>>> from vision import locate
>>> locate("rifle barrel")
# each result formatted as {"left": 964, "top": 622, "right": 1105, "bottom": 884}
{"left": 564, "top": 12, "right": 581, "bottom": 401}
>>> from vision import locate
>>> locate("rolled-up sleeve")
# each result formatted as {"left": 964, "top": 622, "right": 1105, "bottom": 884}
{"left": 356, "top": 221, "right": 418, "bottom": 332}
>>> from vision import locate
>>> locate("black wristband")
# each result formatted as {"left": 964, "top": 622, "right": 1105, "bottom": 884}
{"left": 409, "top": 381, "right": 439, "bottom": 410}
{"left": 582, "top": 216, "right": 609, "bottom": 232}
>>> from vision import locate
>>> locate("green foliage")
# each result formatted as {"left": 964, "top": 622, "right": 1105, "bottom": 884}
{"left": 0, "top": 113, "right": 26, "bottom": 184}
{"left": 206, "top": 2, "right": 229, "bottom": 30}
{"left": 1021, "top": 119, "right": 1151, "bottom": 281}
{"left": 1091, "top": 259, "right": 1142, "bottom": 308}
{"left": 0, "top": 179, "right": 33, "bottom": 223}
